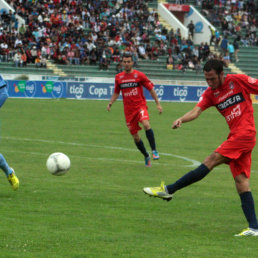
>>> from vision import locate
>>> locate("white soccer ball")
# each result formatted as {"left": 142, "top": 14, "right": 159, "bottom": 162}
{"left": 46, "top": 152, "right": 71, "bottom": 176}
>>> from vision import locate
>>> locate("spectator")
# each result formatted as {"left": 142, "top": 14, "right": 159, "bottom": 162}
{"left": 192, "top": 46, "right": 199, "bottom": 59}
{"left": 145, "top": 43, "right": 153, "bottom": 60}
{"left": 138, "top": 44, "right": 148, "bottom": 59}
{"left": 30, "top": 46, "right": 38, "bottom": 63}
{"left": 227, "top": 42, "right": 235, "bottom": 62}
{"left": 209, "top": 26, "right": 215, "bottom": 46}
{"left": 203, "top": 42, "right": 210, "bottom": 60}
{"left": 151, "top": 43, "right": 159, "bottom": 60}
{"left": 112, "top": 48, "right": 121, "bottom": 63}
{"left": 193, "top": 56, "right": 202, "bottom": 74}
{"left": 21, "top": 49, "right": 27, "bottom": 66}
{"left": 99, "top": 49, "right": 109, "bottom": 70}
{"left": 13, "top": 51, "right": 22, "bottom": 67}
{"left": 220, "top": 36, "right": 228, "bottom": 54}
{"left": 89, "top": 49, "right": 97, "bottom": 65}
{"left": 41, "top": 56, "right": 47, "bottom": 68}
{"left": 132, "top": 49, "right": 139, "bottom": 67}
{"left": 222, "top": 51, "right": 230, "bottom": 67}
{"left": 0, "top": 42, "right": 8, "bottom": 62}
{"left": 166, "top": 53, "right": 175, "bottom": 70}
{"left": 187, "top": 20, "right": 195, "bottom": 40}
{"left": 241, "top": 36, "right": 249, "bottom": 47}
{"left": 233, "top": 36, "right": 240, "bottom": 62}
{"left": 67, "top": 48, "right": 75, "bottom": 64}
{"left": 4, "top": 0, "right": 256, "bottom": 73}
{"left": 116, "top": 61, "right": 123, "bottom": 74}
{"left": 35, "top": 56, "right": 42, "bottom": 68}
{"left": 73, "top": 48, "right": 80, "bottom": 65}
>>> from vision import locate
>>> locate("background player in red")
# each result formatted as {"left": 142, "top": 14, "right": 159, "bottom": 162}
{"left": 107, "top": 52, "right": 162, "bottom": 167}
{"left": 143, "top": 59, "right": 258, "bottom": 236}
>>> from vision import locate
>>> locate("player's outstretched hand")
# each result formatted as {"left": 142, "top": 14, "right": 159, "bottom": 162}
{"left": 107, "top": 103, "right": 112, "bottom": 111}
{"left": 172, "top": 119, "right": 182, "bottom": 129}
{"left": 157, "top": 104, "right": 163, "bottom": 114}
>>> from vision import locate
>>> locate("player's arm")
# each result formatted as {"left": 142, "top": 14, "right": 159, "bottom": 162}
{"left": 107, "top": 92, "right": 120, "bottom": 111}
{"left": 149, "top": 88, "right": 163, "bottom": 114}
{"left": 172, "top": 106, "right": 202, "bottom": 129}
{"left": 0, "top": 76, "right": 8, "bottom": 108}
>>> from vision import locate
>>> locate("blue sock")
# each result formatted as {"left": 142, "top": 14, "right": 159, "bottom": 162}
{"left": 0, "top": 154, "right": 13, "bottom": 176}
{"left": 135, "top": 139, "right": 149, "bottom": 158}
{"left": 166, "top": 164, "right": 210, "bottom": 194}
{"left": 240, "top": 192, "right": 258, "bottom": 229}
{"left": 145, "top": 129, "right": 156, "bottom": 151}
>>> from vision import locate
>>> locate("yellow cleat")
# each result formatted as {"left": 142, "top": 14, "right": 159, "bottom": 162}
{"left": 143, "top": 181, "right": 173, "bottom": 201}
{"left": 235, "top": 228, "right": 258, "bottom": 236}
{"left": 7, "top": 170, "right": 19, "bottom": 191}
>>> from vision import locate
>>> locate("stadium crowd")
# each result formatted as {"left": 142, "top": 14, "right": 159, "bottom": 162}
{"left": 0, "top": 0, "right": 257, "bottom": 73}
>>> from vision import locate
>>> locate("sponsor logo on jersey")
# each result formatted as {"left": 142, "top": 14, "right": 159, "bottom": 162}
{"left": 225, "top": 104, "right": 241, "bottom": 122}
{"left": 218, "top": 90, "right": 234, "bottom": 101}
{"left": 229, "top": 81, "right": 234, "bottom": 89}
{"left": 120, "top": 82, "right": 139, "bottom": 89}
{"left": 123, "top": 87, "right": 138, "bottom": 97}
{"left": 213, "top": 91, "right": 220, "bottom": 97}
{"left": 216, "top": 93, "right": 244, "bottom": 110}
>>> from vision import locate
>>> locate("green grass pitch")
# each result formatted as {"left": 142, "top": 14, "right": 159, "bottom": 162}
{"left": 0, "top": 98, "right": 258, "bottom": 257}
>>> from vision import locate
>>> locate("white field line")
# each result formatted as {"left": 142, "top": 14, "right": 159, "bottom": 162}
{"left": 3, "top": 136, "right": 200, "bottom": 167}
{"left": 3, "top": 136, "right": 258, "bottom": 172}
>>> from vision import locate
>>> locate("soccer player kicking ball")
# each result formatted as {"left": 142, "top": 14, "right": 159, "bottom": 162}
{"left": 143, "top": 59, "right": 258, "bottom": 236}
{"left": 107, "top": 52, "right": 162, "bottom": 167}
{"left": 0, "top": 75, "right": 19, "bottom": 190}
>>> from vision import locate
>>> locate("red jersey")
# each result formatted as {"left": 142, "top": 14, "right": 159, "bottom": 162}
{"left": 197, "top": 74, "right": 258, "bottom": 135}
{"left": 115, "top": 70, "right": 154, "bottom": 116}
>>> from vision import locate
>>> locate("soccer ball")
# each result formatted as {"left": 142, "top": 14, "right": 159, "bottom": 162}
{"left": 46, "top": 152, "right": 71, "bottom": 176}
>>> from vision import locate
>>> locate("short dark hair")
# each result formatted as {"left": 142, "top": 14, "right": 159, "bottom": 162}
{"left": 122, "top": 52, "right": 133, "bottom": 60}
{"left": 203, "top": 59, "right": 224, "bottom": 74}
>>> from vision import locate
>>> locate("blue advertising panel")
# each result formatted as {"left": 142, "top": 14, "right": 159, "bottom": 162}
{"left": 7, "top": 80, "right": 66, "bottom": 98}
{"left": 66, "top": 82, "right": 122, "bottom": 100}
{"left": 6, "top": 80, "right": 208, "bottom": 102}
{"left": 66, "top": 82, "right": 207, "bottom": 102}
{"left": 144, "top": 85, "right": 207, "bottom": 102}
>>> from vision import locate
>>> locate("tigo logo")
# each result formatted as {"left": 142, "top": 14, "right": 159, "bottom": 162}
{"left": 41, "top": 81, "right": 64, "bottom": 98}
{"left": 13, "top": 81, "right": 26, "bottom": 93}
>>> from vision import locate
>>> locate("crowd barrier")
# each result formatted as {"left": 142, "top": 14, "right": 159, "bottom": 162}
{"left": 6, "top": 80, "right": 209, "bottom": 102}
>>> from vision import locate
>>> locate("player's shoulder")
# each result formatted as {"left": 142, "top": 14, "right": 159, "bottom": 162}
{"left": 202, "top": 85, "right": 212, "bottom": 95}
{"left": 115, "top": 71, "right": 125, "bottom": 80}
{"left": 133, "top": 69, "right": 146, "bottom": 77}
{"left": 225, "top": 73, "right": 247, "bottom": 82}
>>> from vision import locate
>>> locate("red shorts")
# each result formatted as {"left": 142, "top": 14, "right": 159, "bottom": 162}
{"left": 215, "top": 133, "right": 256, "bottom": 178}
{"left": 125, "top": 106, "right": 149, "bottom": 135}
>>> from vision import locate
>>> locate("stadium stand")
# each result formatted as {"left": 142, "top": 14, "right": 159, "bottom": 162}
{"left": 0, "top": 0, "right": 257, "bottom": 80}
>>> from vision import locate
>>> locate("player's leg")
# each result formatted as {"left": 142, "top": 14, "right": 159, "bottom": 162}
{"left": 143, "top": 152, "right": 229, "bottom": 200}
{"left": 0, "top": 153, "right": 13, "bottom": 176}
{"left": 139, "top": 107, "right": 159, "bottom": 160}
{"left": 126, "top": 112, "right": 151, "bottom": 167}
{"left": 132, "top": 133, "right": 151, "bottom": 167}
{"left": 142, "top": 120, "right": 159, "bottom": 160}
{"left": 232, "top": 153, "right": 258, "bottom": 236}
{"left": 166, "top": 152, "right": 228, "bottom": 193}
{"left": 0, "top": 153, "right": 19, "bottom": 190}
